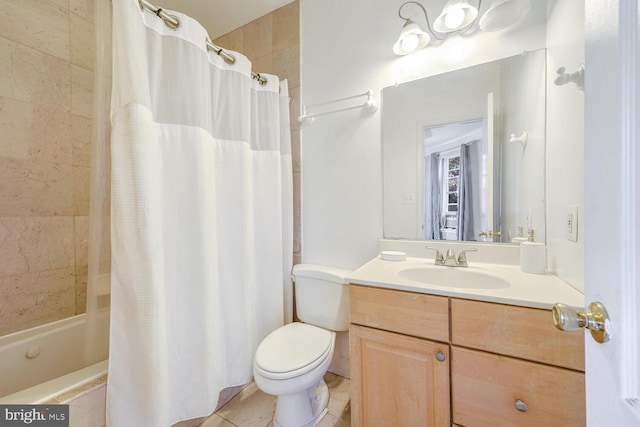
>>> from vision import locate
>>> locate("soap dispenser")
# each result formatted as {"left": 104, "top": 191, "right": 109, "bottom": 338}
{"left": 520, "top": 228, "right": 546, "bottom": 274}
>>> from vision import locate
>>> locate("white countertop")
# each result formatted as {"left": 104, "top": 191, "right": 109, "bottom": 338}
{"left": 347, "top": 256, "right": 585, "bottom": 310}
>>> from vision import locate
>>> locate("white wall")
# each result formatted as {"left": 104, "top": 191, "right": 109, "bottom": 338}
{"left": 545, "top": 0, "right": 585, "bottom": 291}
{"left": 300, "top": 0, "right": 548, "bottom": 269}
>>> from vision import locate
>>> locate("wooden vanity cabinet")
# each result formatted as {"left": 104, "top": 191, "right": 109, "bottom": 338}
{"left": 349, "top": 285, "right": 451, "bottom": 426}
{"left": 349, "top": 284, "right": 586, "bottom": 427}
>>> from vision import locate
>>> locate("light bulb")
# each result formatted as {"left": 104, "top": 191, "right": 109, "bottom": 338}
{"left": 444, "top": 7, "right": 465, "bottom": 29}
{"left": 401, "top": 34, "right": 419, "bottom": 53}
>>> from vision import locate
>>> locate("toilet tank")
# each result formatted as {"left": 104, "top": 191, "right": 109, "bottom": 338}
{"left": 292, "top": 264, "right": 351, "bottom": 332}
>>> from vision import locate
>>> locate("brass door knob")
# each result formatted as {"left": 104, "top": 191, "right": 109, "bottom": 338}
{"left": 552, "top": 302, "right": 610, "bottom": 343}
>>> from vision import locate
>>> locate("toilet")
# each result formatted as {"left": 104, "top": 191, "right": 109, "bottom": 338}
{"left": 253, "top": 264, "right": 351, "bottom": 427}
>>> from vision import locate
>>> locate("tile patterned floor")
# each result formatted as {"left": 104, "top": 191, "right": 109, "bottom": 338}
{"left": 199, "top": 373, "right": 351, "bottom": 427}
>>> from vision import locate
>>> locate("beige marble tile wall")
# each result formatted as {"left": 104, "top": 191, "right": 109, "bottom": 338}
{"left": 0, "top": 0, "right": 299, "bottom": 337}
{"left": 214, "top": 0, "right": 302, "bottom": 266}
{"left": 0, "top": 0, "right": 95, "bottom": 336}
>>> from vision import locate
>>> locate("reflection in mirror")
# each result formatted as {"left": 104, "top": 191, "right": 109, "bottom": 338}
{"left": 424, "top": 120, "right": 485, "bottom": 241}
{"left": 383, "top": 49, "right": 546, "bottom": 243}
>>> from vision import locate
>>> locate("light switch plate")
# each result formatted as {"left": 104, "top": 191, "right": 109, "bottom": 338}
{"left": 403, "top": 193, "right": 416, "bottom": 205}
{"left": 568, "top": 204, "right": 578, "bottom": 242}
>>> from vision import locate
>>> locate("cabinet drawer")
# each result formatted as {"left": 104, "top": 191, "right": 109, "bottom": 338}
{"left": 451, "top": 298, "right": 585, "bottom": 371}
{"left": 452, "top": 347, "right": 585, "bottom": 427}
{"left": 350, "top": 285, "right": 449, "bottom": 342}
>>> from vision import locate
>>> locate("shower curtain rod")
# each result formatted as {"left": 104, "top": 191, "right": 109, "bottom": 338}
{"left": 138, "top": 0, "right": 268, "bottom": 85}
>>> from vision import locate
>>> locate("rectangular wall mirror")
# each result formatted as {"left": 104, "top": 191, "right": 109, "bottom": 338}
{"left": 382, "top": 49, "right": 546, "bottom": 243}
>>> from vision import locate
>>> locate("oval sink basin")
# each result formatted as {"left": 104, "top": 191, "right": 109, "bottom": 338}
{"left": 398, "top": 267, "right": 510, "bottom": 290}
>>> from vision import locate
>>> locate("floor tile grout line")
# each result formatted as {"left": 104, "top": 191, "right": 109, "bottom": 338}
{"left": 218, "top": 414, "right": 239, "bottom": 427}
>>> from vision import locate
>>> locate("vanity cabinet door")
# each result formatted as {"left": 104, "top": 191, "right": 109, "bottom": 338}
{"left": 451, "top": 346, "right": 586, "bottom": 427}
{"left": 350, "top": 324, "right": 450, "bottom": 427}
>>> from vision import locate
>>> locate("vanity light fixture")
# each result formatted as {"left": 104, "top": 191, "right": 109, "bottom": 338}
{"left": 479, "top": 0, "right": 531, "bottom": 32}
{"left": 393, "top": 15, "right": 431, "bottom": 55}
{"left": 393, "top": 0, "right": 531, "bottom": 56}
{"left": 433, "top": 0, "right": 478, "bottom": 33}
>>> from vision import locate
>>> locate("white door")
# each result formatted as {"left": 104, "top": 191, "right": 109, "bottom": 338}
{"left": 583, "top": 0, "right": 640, "bottom": 425}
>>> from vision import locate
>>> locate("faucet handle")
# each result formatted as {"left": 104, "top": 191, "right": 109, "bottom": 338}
{"left": 457, "top": 248, "right": 478, "bottom": 267}
{"left": 425, "top": 246, "right": 445, "bottom": 265}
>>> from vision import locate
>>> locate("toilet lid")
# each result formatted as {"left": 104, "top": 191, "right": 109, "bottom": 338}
{"left": 255, "top": 323, "right": 333, "bottom": 375}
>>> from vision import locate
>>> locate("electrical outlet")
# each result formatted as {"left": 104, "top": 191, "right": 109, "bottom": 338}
{"left": 567, "top": 204, "right": 578, "bottom": 242}
{"left": 403, "top": 193, "right": 416, "bottom": 205}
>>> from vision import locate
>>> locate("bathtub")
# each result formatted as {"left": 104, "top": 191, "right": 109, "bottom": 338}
{"left": 0, "top": 311, "right": 109, "bottom": 404}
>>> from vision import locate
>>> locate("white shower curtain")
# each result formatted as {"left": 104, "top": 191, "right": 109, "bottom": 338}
{"left": 108, "top": 1, "right": 292, "bottom": 425}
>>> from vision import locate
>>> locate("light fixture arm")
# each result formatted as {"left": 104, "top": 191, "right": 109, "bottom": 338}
{"left": 398, "top": 1, "right": 446, "bottom": 41}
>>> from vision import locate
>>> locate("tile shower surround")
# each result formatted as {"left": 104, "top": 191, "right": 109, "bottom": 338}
{"left": 0, "top": 0, "right": 302, "bottom": 336}
{"left": 0, "top": 0, "right": 95, "bottom": 335}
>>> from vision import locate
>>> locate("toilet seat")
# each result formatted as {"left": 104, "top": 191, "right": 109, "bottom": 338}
{"left": 254, "top": 323, "right": 333, "bottom": 380}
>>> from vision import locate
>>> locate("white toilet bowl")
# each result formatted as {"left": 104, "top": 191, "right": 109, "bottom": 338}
{"left": 253, "top": 322, "right": 336, "bottom": 427}
{"left": 253, "top": 264, "right": 351, "bottom": 427}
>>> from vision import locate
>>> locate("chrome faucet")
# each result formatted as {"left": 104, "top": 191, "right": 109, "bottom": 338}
{"left": 456, "top": 248, "right": 478, "bottom": 267}
{"left": 426, "top": 247, "right": 477, "bottom": 267}
{"left": 426, "top": 246, "right": 445, "bottom": 265}
{"left": 444, "top": 248, "right": 458, "bottom": 266}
